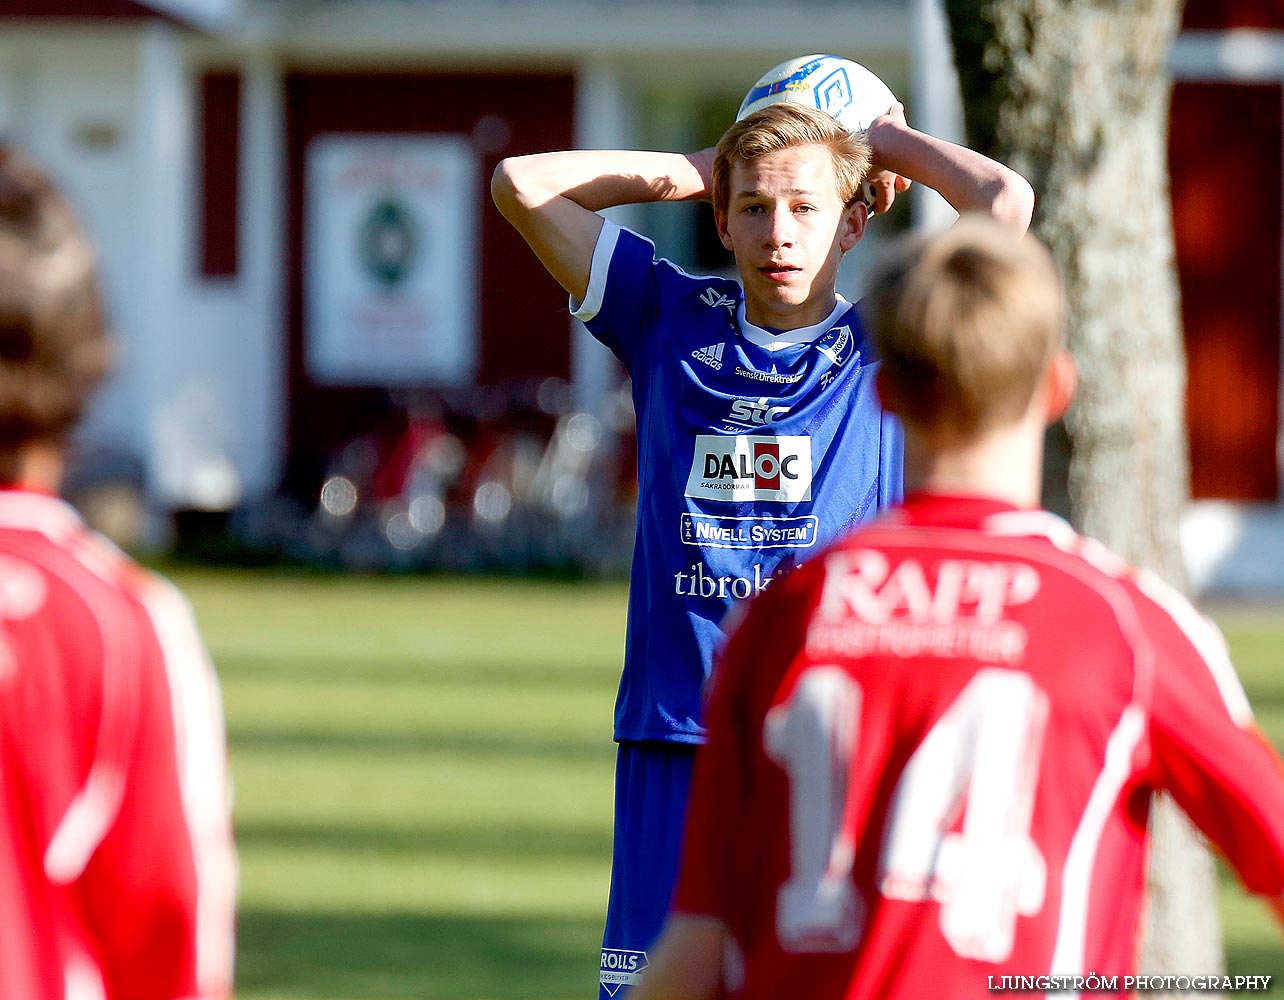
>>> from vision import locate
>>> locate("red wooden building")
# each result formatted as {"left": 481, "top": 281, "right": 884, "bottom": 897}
{"left": 0, "top": 0, "right": 1277, "bottom": 588}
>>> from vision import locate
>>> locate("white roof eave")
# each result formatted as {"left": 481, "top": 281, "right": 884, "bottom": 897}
{"left": 140, "top": 0, "right": 243, "bottom": 31}
{"left": 256, "top": 1, "right": 908, "bottom": 65}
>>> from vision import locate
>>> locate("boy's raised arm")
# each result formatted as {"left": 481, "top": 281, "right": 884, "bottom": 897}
{"left": 866, "top": 104, "right": 1035, "bottom": 231}
{"left": 490, "top": 149, "right": 713, "bottom": 301}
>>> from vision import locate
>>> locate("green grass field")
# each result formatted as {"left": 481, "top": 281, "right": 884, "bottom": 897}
{"left": 169, "top": 569, "right": 1283, "bottom": 999}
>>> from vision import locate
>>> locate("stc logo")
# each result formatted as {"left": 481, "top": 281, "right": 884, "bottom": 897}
{"left": 727, "top": 397, "right": 790, "bottom": 427}
{"left": 685, "top": 435, "right": 812, "bottom": 502}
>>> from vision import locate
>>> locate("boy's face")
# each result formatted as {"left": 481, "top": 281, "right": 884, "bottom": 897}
{"left": 716, "top": 143, "right": 866, "bottom": 331}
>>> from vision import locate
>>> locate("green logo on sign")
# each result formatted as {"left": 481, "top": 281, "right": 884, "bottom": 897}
{"left": 360, "top": 196, "right": 419, "bottom": 288}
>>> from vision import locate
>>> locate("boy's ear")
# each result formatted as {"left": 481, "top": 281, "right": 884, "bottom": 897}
{"left": 715, "top": 208, "right": 733, "bottom": 252}
{"left": 840, "top": 200, "right": 867, "bottom": 253}
{"left": 1044, "top": 351, "right": 1078, "bottom": 424}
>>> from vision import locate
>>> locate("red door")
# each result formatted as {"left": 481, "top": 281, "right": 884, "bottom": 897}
{"left": 1170, "top": 81, "right": 1282, "bottom": 500}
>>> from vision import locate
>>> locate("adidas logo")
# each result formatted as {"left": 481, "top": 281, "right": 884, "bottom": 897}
{"left": 692, "top": 343, "right": 725, "bottom": 370}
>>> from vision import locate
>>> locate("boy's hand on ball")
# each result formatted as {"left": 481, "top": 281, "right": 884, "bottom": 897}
{"left": 865, "top": 102, "right": 913, "bottom": 215}
{"left": 866, "top": 171, "right": 912, "bottom": 215}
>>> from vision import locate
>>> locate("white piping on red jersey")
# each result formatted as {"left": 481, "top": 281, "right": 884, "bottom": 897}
{"left": 1134, "top": 569, "right": 1253, "bottom": 727}
{"left": 981, "top": 508, "right": 1079, "bottom": 548}
{"left": 28, "top": 532, "right": 140, "bottom": 885}
{"left": 64, "top": 945, "right": 107, "bottom": 1000}
{"left": 1049, "top": 705, "right": 1148, "bottom": 983}
{"left": 984, "top": 507, "right": 1254, "bottom": 729}
{"left": 141, "top": 579, "right": 237, "bottom": 996}
{"left": 0, "top": 493, "right": 138, "bottom": 883}
{"left": 43, "top": 767, "right": 128, "bottom": 884}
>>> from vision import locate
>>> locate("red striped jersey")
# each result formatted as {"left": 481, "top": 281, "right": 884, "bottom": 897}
{"left": 0, "top": 489, "right": 236, "bottom": 1000}
{"left": 673, "top": 492, "right": 1284, "bottom": 998}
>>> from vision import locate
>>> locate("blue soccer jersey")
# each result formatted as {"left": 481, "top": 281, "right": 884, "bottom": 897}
{"left": 574, "top": 222, "right": 903, "bottom": 744}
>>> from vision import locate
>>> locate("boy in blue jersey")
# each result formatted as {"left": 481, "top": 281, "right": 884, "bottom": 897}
{"left": 492, "top": 99, "right": 1032, "bottom": 998}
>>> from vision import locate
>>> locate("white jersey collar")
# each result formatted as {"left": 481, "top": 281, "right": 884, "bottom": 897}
{"left": 737, "top": 296, "right": 850, "bottom": 353}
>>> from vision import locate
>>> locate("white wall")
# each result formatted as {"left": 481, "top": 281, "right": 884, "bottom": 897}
{"left": 0, "top": 29, "right": 146, "bottom": 463}
{"left": 0, "top": 23, "right": 287, "bottom": 511}
{"left": 148, "top": 31, "right": 286, "bottom": 511}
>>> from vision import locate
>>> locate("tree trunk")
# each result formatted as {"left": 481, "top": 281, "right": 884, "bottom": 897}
{"left": 943, "top": 0, "right": 1224, "bottom": 981}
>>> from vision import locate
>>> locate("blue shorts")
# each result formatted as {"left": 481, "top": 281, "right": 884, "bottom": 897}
{"left": 599, "top": 740, "right": 697, "bottom": 999}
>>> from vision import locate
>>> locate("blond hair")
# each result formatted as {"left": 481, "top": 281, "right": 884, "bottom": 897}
{"left": 0, "top": 146, "right": 110, "bottom": 482}
{"left": 712, "top": 103, "right": 871, "bottom": 215}
{"left": 865, "top": 215, "right": 1064, "bottom": 438}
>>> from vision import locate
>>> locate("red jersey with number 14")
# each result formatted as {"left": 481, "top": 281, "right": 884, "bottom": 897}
{"left": 673, "top": 493, "right": 1284, "bottom": 998}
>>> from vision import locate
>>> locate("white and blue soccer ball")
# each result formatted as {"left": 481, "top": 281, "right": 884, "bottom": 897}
{"left": 736, "top": 54, "right": 896, "bottom": 137}
{"left": 737, "top": 55, "right": 897, "bottom": 210}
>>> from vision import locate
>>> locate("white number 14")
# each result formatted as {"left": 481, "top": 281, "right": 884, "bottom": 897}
{"left": 763, "top": 667, "right": 1049, "bottom": 962}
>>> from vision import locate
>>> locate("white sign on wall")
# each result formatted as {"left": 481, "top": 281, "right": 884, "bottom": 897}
{"left": 305, "top": 134, "right": 478, "bottom": 387}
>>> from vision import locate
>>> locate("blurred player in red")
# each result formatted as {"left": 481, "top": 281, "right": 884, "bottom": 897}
{"left": 634, "top": 216, "right": 1284, "bottom": 999}
{"left": 0, "top": 147, "right": 236, "bottom": 998}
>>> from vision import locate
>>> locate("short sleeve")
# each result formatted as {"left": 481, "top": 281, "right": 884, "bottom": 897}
{"left": 569, "top": 221, "right": 663, "bottom": 374}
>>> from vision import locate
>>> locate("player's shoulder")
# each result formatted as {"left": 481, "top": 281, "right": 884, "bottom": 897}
{"left": 69, "top": 530, "right": 197, "bottom": 644}
{"left": 1001, "top": 516, "right": 1203, "bottom": 628}
{"left": 0, "top": 491, "right": 167, "bottom": 619}
{"left": 608, "top": 223, "right": 740, "bottom": 303}
{"left": 970, "top": 508, "right": 1227, "bottom": 664}
{"left": 655, "top": 257, "right": 741, "bottom": 316}
{"left": 0, "top": 495, "right": 157, "bottom": 684}
{"left": 1118, "top": 563, "right": 1244, "bottom": 712}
